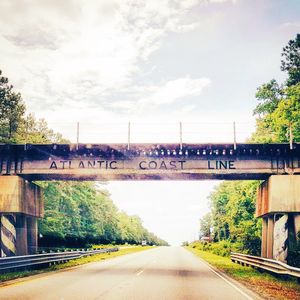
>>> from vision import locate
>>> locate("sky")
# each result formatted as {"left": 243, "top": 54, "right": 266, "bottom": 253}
{"left": 0, "top": 0, "right": 300, "bottom": 245}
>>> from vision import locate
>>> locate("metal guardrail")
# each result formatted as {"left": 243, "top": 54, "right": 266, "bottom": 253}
{"left": 230, "top": 252, "right": 300, "bottom": 278}
{"left": 0, "top": 248, "right": 118, "bottom": 273}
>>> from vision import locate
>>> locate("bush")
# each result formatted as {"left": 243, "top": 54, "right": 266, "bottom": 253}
{"left": 188, "top": 240, "right": 248, "bottom": 257}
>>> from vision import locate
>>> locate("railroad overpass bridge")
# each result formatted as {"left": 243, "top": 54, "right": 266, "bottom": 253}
{"left": 0, "top": 143, "right": 300, "bottom": 263}
{"left": 1, "top": 143, "right": 300, "bottom": 180}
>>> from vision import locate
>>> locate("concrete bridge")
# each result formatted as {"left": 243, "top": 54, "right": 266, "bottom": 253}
{"left": 1, "top": 143, "right": 300, "bottom": 180}
{"left": 0, "top": 143, "right": 300, "bottom": 265}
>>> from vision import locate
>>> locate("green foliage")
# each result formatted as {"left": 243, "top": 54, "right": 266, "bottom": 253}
{"left": 251, "top": 83, "right": 300, "bottom": 143}
{"left": 199, "top": 212, "right": 211, "bottom": 238}
{"left": 207, "top": 181, "right": 261, "bottom": 255}
{"left": 187, "top": 247, "right": 300, "bottom": 299}
{"left": 253, "top": 79, "right": 283, "bottom": 116}
{"left": 38, "top": 181, "right": 168, "bottom": 247}
{"left": 16, "top": 113, "right": 68, "bottom": 143}
{"left": 0, "top": 70, "right": 26, "bottom": 143}
{"left": 281, "top": 33, "right": 300, "bottom": 86}
{"left": 251, "top": 34, "right": 300, "bottom": 143}
{"left": 190, "top": 240, "right": 236, "bottom": 257}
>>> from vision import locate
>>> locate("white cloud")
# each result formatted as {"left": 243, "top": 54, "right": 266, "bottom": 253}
{"left": 204, "top": 0, "right": 238, "bottom": 3}
{"left": 0, "top": 0, "right": 204, "bottom": 115}
{"left": 280, "top": 22, "right": 300, "bottom": 29}
{"left": 105, "top": 76, "right": 211, "bottom": 115}
{"left": 139, "top": 77, "right": 211, "bottom": 106}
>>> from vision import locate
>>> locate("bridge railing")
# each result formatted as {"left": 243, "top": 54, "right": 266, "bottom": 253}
{"left": 45, "top": 121, "right": 254, "bottom": 145}
{"left": 230, "top": 252, "right": 300, "bottom": 279}
{"left": 0, "top": 248, "right": 118, "bottom": 273}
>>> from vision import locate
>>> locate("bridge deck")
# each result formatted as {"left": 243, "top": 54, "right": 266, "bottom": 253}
{"left": 0, "top": 143, "right": 299, "bottom": 181}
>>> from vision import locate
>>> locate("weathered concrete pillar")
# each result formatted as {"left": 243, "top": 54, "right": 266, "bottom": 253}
{"left": 27, "top": 216, "right": 38, "bottom": 255}
{"left": 257, "top": 175, "right": 300, "bottom": 262}
{"left": 266, "top": 216, "right": 274, "bottom": 259}
{"left": 261, "top": 217, "right": 268, "bottom": 257}
{"left": 0, "top": 176, "right": 43, "bottom": 256}
{"left": 273, "top": 214, "right": 289, "bottom": 262}
{"left": 16, "top": 214, "right": 28, "bottom": 256}
{"left": 294, "top": 214, "right": 300, "bottom": 238}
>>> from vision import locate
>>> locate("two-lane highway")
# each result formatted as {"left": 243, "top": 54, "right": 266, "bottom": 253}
{"left": 0, "top": 247, "right": 259, "bottom": 300}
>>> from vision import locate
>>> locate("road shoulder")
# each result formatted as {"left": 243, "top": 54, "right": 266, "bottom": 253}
{"left": 186, "top": 246, "right": 300, "bottom": 300}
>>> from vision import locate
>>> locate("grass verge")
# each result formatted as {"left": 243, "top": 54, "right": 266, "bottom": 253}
{"left": 0, "top": 246, "right": 153, "bottom": 284}
{"left": 187, "top": 247, "right": 300, "bottom": 300}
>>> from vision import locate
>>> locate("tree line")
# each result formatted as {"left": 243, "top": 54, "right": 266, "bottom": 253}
{"left": 199, "top": 34, "right": 300, "bottom": 258}
{"left": 38, "top": 181, "right": 168, "bottom": 247}
{"left": 0, "top": 70, "right": 168, "bottom": 247}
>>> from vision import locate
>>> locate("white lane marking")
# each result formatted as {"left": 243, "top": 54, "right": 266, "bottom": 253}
{"left": 136, "top": 270, "right": 144, "bottom": 276}
{"left": 199, "top": 259, "right": 254, "bottom": 300}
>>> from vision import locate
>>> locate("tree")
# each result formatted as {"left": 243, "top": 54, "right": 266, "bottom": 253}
{"left": 251, "top": 34, "right": 300, "bottom": 143}
{"left": 208, "top": 181, "right": 261, "bottom": 255}
{"left": 0, "top": 70, "right": 25, "bottom": 142}
{"left": 199, "top": 213, "right": 211, "bottom": 238}
{"left": 251, "top": 82, "right": 300, "bottom": 143}
{"left": 271, "top": 83, "right": 300, "bottom": 142}
{"left": 281, "top": 33, "right": 300, "bottom": 86}
{"left": 15, "top": 113, "right": 68, "bottom": 143}
{"left": 253, "top": 79, "right": 283, "bottom": 116}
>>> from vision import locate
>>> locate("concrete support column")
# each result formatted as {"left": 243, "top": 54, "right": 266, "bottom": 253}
{"left": 0, "top": 176, "right": 43, "bottom": 256}
{"left": 27, "top": 216, "right": 38, "bottom": 254}
{"left": 257, "top": 176, "right": 300, "bottom": 262}
{"left": 16, "top": 214, "right": 28, "bottom": 256}
{"left": 266, "top": 216, "right": 274, "bottom": 259}
{"left": 294, "top": 214, "right": 300, "bottom": 239}
{"left": 273, "top": 214, "right": 288, "bottom": 262}
{"left": 261, "top": 217, "right": 268, "bottom": 258}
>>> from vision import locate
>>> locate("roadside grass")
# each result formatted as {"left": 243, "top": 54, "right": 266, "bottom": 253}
{"left": 0, "top": 246, "right": 153, "bottom": 283}
{"left": 187, "top": 247, "right": 300, "bottom": 300}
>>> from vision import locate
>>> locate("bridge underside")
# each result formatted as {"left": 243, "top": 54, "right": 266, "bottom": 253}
{"left": 17, "top": 172, "right": 272, "bottom": 181}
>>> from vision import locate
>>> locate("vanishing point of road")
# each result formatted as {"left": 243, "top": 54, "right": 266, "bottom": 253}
{"left": 0, "top": 247, "right": 260, "bottom": 300}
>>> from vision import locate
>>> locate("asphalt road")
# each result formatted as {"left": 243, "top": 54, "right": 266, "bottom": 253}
{"left": 0, "top": 247, "right": 259, "bottom": 300}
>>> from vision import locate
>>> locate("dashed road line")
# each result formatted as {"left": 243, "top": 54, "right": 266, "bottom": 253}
{"left": 136, "top": 270, "right": 144, "bottom": 276}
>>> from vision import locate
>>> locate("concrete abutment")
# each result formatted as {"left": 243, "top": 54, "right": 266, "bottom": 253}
{"left": 0, "top": 176, "right": 43, "bottom": 257}
{"left": 257, "top": 175, "right": 300, "bottom": 263}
